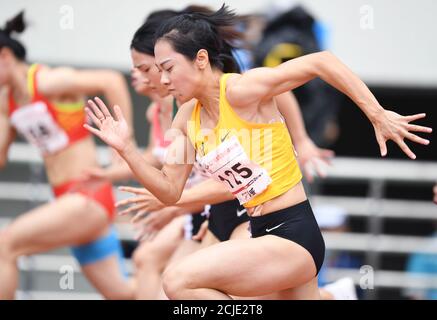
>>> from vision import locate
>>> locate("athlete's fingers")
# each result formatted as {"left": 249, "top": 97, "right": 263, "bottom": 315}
{"left": 313, "top": 158, "right": 328, "bottom": 179}
{"left": 303, "top": 162, "right": 314, "bottom": 183}
{"left": 113, "top": 105, "right": 124, "bottom": 122}
{"left": 404, "top": 113, "right": 426, "bottom": 123}
{"left": 192, "top": 220, "right": 208, "bottom": 241}
{"left": 118, "top": 186, "right": 148, "bottom": 195}
{"left": 396, "top": 139, "right": 416, "bottom": 160}
{"left": 404, "top": 131, "right": 430, "bottom": 145}
{"left": 118, "top": 203, "right": 147, "bottom": 216}
{"left": 87, "top": 99, "right": 105, "bottom": 120}
{"left": 375, "top": 133, "right": 387, "bottom": 157}
{"left": 130, "top": 209, "right": 148, "bottom": 223}
{"left": 85, "top": 107, "right": 102, "bottom": 129}
{"left": 319, "top": 149, "right": 335, "bottom": 163}
{"left": 94, "top": 97, "right": 112, "bottom": 118}
{"left": 83, "top": 124, "right": 104, "bottom": 140}
{"left": 406, "top": 124, "right": 433, "bottom": 134}
{"left": 116, "top": 195, "right": 146, "bottom": 208}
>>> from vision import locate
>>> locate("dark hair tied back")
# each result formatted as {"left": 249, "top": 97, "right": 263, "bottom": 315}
{"left": 155, "top": 4, "right": 243, "bottom": 73}
{"left": 0, "top": 11, "right": 27, "bottom": 60}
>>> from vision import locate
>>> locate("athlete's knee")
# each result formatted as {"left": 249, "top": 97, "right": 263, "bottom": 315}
{"left": 162, "top": 264, "right": 194, "bottom": 299}
{"left": 0, "top": 228, "right": 18, "bottom": 262}
{"left": 102, "top": 284, "right": 135, "bottom": 300}
{"left": 133, "top": 242, "right": 167, "bottom": 272}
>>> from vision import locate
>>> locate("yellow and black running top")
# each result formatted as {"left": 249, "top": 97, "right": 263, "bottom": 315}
{"left": 188, "top": 73, "right": 302, "bottom": 208}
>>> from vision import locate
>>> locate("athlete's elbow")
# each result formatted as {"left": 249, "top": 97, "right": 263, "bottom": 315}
{"left": 159, "top": 189, "right": 182, "bottom": 206}
{"left": 318, "top": 50, "right": 335, "bottom": 61}
{"left": 160, "top": 195, "right": 180, "bottom": 206}
{"left": 314, "top": 51, "right": 337, "bottom": 70}
{"left": 302, "top": 51, "right": 337, "bottom": 80}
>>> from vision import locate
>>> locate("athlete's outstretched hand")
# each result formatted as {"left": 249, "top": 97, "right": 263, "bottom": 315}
{"left": 83, "top": 97, "right": 131, "bottom": 152}
{"left": 294, "top": 137, "right": 335, "bottom": 183}
{"left": 116, "top": 186, "right": 165, "bottom": 215}
{"left": 372, "top": 111, "right": 432, "bottom": 159}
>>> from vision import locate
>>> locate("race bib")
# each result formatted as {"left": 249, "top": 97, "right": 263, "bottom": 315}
{"left": 198, "top": 135, "right": 272, "bottom": 204}
{"left": 10, "top": 101, "right": 69, "bottom": 154}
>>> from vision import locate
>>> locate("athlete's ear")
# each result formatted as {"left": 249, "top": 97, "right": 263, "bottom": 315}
{"left": 0, "top": 47, "right": 13, "bottom": 60}
{"left": 195, "top": 49, "right": 209, "bottom": 70}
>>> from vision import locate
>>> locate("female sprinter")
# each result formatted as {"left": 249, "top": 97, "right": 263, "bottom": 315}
{"left": 0, "top": 12, "right": 134, "bottom": 299}
{"left": 84, "top": 6, "right": 431, "bottom": 299}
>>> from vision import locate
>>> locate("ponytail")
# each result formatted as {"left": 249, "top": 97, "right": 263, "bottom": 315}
{"left": 0, "top": 11, "right": 27, "bottom": 60}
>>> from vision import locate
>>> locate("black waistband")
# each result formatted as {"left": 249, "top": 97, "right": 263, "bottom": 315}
{"left": 248, "top": 200, "right": 311, "bottom": 224}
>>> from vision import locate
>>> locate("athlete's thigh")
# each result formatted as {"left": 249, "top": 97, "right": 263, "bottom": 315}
{"left": 199, "top": 230, "right": 220, "bottom": 249}
{"left": 4, "top": 194, "right": 108, "bottom": 256}
{"left": 170, "top": 235, "right": 317, "bottom": 297}
{"left": 229, "top": 221, "right": 250, "bottom": 240}
{"left": 166, "top": 239, "right": 201, "bottom": 269}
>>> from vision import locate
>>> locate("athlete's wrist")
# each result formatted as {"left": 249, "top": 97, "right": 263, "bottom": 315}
{"left": 118, "top": 140, "right": 137, "bottom": 158}
{"left": 365, "top": 104, "right": 385, "bottom": 124}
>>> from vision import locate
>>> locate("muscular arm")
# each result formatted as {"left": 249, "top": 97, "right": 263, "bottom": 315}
{"left": 85, "top": 98, "right": 195, "bottom": 205}
{"left": 37, "top": 67, "right": 134, "bottom": 136}
{"left": 227, "top": 51, "right": 432, "bottom": 159}
{"left": 228, "top": 51, "right": 383, "bottom": 122}
{"left": 172, "top": 178, "right": 234, "bottom": 211}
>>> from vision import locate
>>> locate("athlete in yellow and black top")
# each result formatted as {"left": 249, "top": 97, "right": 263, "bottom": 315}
{"left": 84, "top": 6, "right": 432, "bottom": 300}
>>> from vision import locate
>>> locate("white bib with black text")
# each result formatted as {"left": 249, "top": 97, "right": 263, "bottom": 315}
{"left": 10, "top": 101, "right": 69, "bottom": 154}
{"left": 198, "top": 135, "right": 272, "bottom": 205}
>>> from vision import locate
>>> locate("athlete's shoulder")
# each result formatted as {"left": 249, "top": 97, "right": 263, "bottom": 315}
{"left": 172, "top": 98, "right": 197, "bottom": 135}
{"left": 223, "top": 72, "right": 245, "bottom": 108}
{"left": 225, "top": 68, "right": 272, "bottom": 108}
{"left": 224, "top": 73, "right": 242, "bottom": 87}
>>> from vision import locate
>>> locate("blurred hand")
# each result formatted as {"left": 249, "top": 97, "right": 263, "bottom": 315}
{"left": 132, "top": 207, "right": 178, "bottom": 242}
{"left": 294, "top": 137, "right": 335, "bottom": 183}
{"left": 192, "top": 220, "right": 209, "bottom": 242}
{"left": 116, "top": 186, "right": 165, "bottom": 215}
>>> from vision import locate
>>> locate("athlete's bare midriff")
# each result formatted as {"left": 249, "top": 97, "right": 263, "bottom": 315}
{"left": 43, "top": 136, "right": 99, "bottom": 187}
{"left": 246, "top": 181, "right": 307, "bottom": 217}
